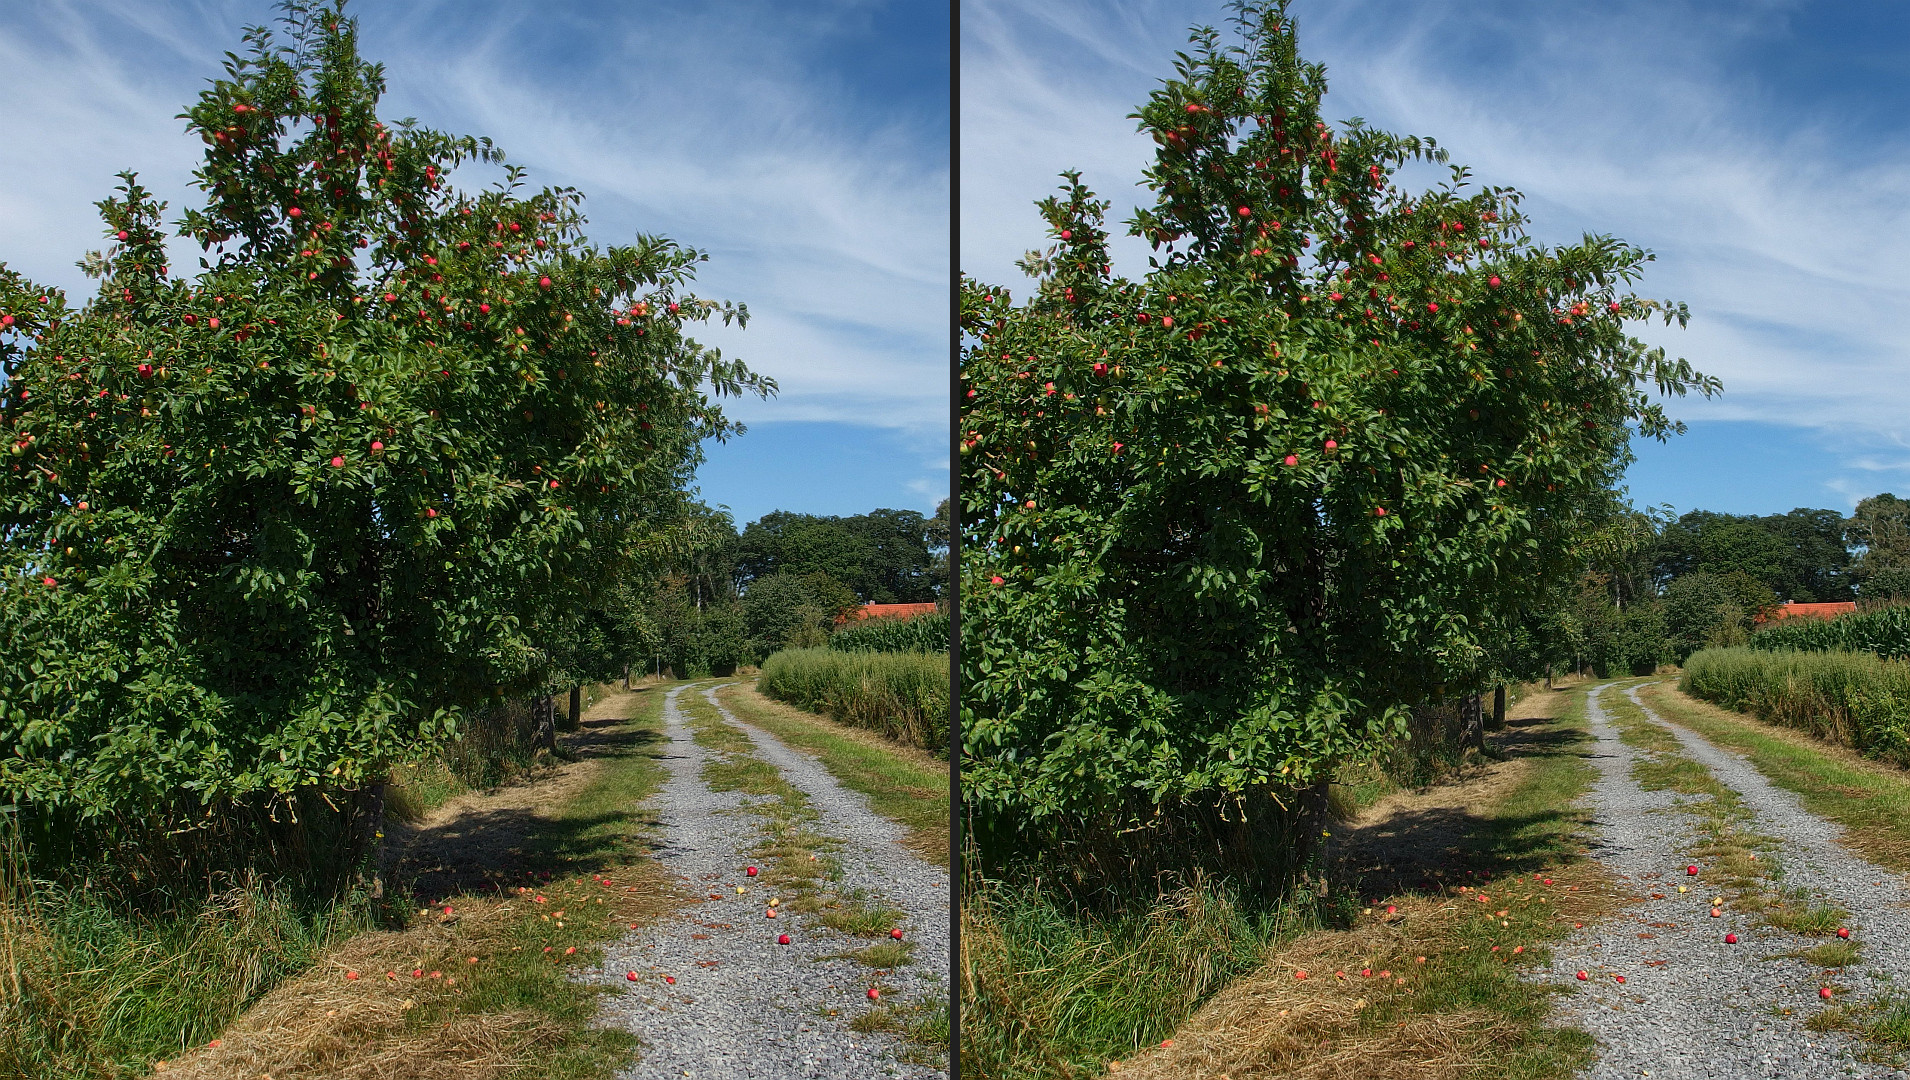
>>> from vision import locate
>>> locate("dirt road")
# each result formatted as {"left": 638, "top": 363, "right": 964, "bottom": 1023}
{"left": 1542, "top": 681, "right": 1910, "bottom": 1079}
{"left": 593, "top": 682, "right": 947, "bottom": 1079}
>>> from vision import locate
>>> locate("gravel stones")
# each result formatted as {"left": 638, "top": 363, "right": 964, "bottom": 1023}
{"left": 1539, "top": 682, "right": 1910, "bottom": 1079}
{"left": 591, "top": 684, "right": 945, "bottom": 1079}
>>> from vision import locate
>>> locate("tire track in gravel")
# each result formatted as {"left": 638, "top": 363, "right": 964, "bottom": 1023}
{"left": 1541, "top": 681, "right": 1910, "bottom": 1079}
{"left": 591, "top": 683, "right": 946, "bottom": 1080}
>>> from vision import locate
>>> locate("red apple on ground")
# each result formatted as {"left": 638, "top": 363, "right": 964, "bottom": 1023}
{"left": 766, "top": 909, "right": 777, "bottom": 919}
{"left": 891, "top": 928, "right": 904, "bottom": 940}
{"left": 665, "top": 975, "right": 675, "bottom": 984}
{"left": 626, "top": 971, "right": 638, "bottom": 981}
{"left": 1821, "top": 987, "right": 1833, "bottom": 999}
{"left": 778, "top": 934, "right": 791, "bottom": 945}
{"left": 1725, "top": 933, "right": 1738, "bottom": 944}
{"left": 867, "top": 988, "right": 880, "bottom": 1000}
{"left": 1614, "top": 975, "right": 1626, "bottom": 984}
{"left": 1576, "top": 971, "right": 1588, "bottom": 980}
{"left": 1838, "top": 928, "right": 1851, "bottom": 939}
{"left": 746, "top": 866, "right": 758, "bottom": 876}
{"left": 1687, "top": 866, "right": 1698, "bottom": 875}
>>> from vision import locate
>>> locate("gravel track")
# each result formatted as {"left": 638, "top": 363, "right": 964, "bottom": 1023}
{"left": 591, "top": 683, "right": 947, "bottom": 1080}
{"left": 1539, "top": 681, "right": 1910, "bottom": 1079}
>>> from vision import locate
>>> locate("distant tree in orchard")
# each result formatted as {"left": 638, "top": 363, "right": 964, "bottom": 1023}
{"left": 0, "top": 2, "right": 769, "bottom": 837}
{"left": 958, "top": 0, "right": 1716, "bottom": 888}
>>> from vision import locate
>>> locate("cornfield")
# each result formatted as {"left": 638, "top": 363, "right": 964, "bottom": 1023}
{"left": 1681, "top": 647, "right": 1910, "bottom": 766}
{"left": 1749, "top": 605, "right": 1910, "bottom": 660}
{"left": 829, "top": 612, "right": 949, "bottom": 654}
{"left": 758, "top": 648, "right": 949, "bottom": 755}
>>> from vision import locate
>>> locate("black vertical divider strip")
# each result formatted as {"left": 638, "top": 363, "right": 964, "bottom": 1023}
{"left": 946, "top": 0, "right": 962, "bottom": 1073}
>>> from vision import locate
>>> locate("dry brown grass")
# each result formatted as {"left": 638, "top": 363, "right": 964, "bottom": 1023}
{"left": 1089, "top": 689, "right": 1624, "bottom": 1080}
{"left": 1109, "top": 874, "right": 1621, "bottom": 1080}
{"left": 145, "top": 689, "right": 683, "bottom": 1080}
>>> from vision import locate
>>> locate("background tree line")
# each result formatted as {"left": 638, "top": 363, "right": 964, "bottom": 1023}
{"left": 621, "top": 499, "right": 951, "bottom": 680}
{"left": 1555, "top": 493, "right": 1910, "bottom": 677}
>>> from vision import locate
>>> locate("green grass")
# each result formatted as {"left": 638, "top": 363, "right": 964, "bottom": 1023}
{"left": 718, "top": 680, "right": 948, "bottom": 864}
{"left": 961, "top": 874, "right": 1310, "bottom": 1080}
{"left": 0, "top": 682, "right": 683, "bottom": 1080}
{"left": 0, "top": 865, "right": 377, "bottom": 1079}
{"left": 960, "top": 683, "right": 1617, "bottom": 1080}
{"left": 1772, "top": 939, "right": 1862, "bottom": 969}
{"left": 758, "top": 648, "right": 948, "bottom": 753}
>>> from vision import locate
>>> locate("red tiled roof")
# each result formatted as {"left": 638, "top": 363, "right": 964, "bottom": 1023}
{"left": 1755, "top": 601, "right": 1855, "bottom": 625}
{"left": 835, "top": 602, "right": 938, "bottom": 625}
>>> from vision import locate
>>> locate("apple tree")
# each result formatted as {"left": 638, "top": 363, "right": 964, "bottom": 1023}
{"left": 0, "top": 2, "right": 769, "bottom": 870}
{"left": 959, "top": 1, "right": 1715, "bottom": 890}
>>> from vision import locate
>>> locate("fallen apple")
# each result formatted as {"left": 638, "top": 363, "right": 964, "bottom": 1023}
{"left": 778, "top": 934, "right": 791, "bottom": 945}
{"left": 665, "top": 975, "right": 675, "bottom": 984}
{"left": 867, "top": 988, "right": 880, "bottom": 1000}
{"left": 626, "top": 971, "right": 638, "bottom": 981}
{"left": 746, "top": 866, "right": 758, "bottom": 877}
{"left": 1687, "top": 866, "right": 1698, "bottom": 876}
{"left": 1821, "top": 987, "right": 1833, "bottom": 999}
{"left": 1576, "top": 970, "right": 1588, "bottom": 981}
{"left": 891, "top": 928, "right": 904, "bottom": 940}
{"left": 1838, "top": 928, "right": 1851, "bottom": 939}
{"left": 1725, "top": 933, "right": 1738, "bottom": 944}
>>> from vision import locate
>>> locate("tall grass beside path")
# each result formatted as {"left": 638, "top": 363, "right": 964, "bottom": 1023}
{"left": 759, "top": 648, "right": 948, "bottom": 755}
{"left": 1682, "top": 647, "right": 1910, "bottom": 766}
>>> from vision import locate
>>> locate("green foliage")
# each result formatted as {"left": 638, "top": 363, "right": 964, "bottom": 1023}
{"left": 829, "top": 612, "right": 950, "bottom": 654}
{"left": 1860, "top": 566, "right": 1910, "bottom": 603}
{"left": 1681, "top": 647, "right": 1910, "bottom": 766}
{"left": 644, "top": 589, "right": 747, "bottom": 678}
{"left": 1663, "top": 570, "right": 1776, "bottom": 660}
{"left": 1749, "top": 605, "right": 1910, "bottom": 660}
{"left": 737, "top": 508, "right": 943, "bottom": 603}
{"left": 757, "top": 648, "right": 948, "bottom": 753}
{"left": 1847, "top": 493, "right": 1910, "bottom": 582}
{"left": 0, "top": 5, "right": 768, "bottom": 837}
{"left": 958, "top": 1, "right": 1711, "bottom": 884}
{"left": 742, "top": 570, "right": 860, "bottom": 657}
{"left": 1654, "top": 508, "right": 1853, "bottom": 602}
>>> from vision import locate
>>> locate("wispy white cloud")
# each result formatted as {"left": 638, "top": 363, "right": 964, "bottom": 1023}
{"left": 961, "top": 0, "right": 1910, "bottom": 462}
{"left": 0, "top": 0, "right": 948, "bottom": 446}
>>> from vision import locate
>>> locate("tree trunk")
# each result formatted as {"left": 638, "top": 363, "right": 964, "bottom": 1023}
{"left": 536, "top": 694, "right": 556, "bottom": 755}
{"left": 1467, "top": 693, "right": 1486, "bottom": 754}
{"left": 1490, "top": 684, "right": 1507, "bottom": 731}
{"left": 623, "top": 662, "right": 631, "bottom": 690}
{"left": 356, "top": 781, "right": 387, "bottom": 900}
{"left": 567, "top": 685, "right": 582, "bottom": 731}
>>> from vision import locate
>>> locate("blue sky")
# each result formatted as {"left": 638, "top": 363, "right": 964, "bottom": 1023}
{"left": 0, "top": 0, "right": 949, "bottom": 528}
{"left": 962, "top": 0, "right": 1910, "bottom": 519}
